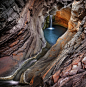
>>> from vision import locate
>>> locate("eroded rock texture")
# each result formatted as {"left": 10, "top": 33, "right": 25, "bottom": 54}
{"left": 0, "top": 0, "right": 86, "bottom": 87}
{"left": 0, "top": 0, "right": 47, "bottom": 78}
{"left": 44, "top": 16, "right": 86, "bottom": 87}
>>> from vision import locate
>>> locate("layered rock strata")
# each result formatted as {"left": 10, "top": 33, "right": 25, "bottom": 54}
{"left": 44, "top": 16, "right": 86, "bottom": 87}
{"left": 0, "top": 0, "right": 46, "bottom": 78}
{"left": 20, "top": 0, "right": 86, "bottom": 86}
{"left": 0, "top": 0, "right": 86, "bottom": 87}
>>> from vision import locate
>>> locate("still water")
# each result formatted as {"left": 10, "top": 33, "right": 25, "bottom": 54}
{"left": 43, "top": 25, "right": 67, "bottom": 45}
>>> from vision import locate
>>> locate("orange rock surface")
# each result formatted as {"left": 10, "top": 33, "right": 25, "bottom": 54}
{"left": 53, "top": 7, "right": 71, "bottom": 28}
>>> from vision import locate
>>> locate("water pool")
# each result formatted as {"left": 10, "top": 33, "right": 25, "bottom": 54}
{"left": 43, "top": 25, "right": 67, "bottom": 45}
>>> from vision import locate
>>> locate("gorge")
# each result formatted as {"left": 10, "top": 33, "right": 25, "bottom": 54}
{"left": 0, "top": 0, "right": 86, "bottom": 87}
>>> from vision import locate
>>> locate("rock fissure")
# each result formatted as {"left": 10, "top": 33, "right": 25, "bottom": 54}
{"left": 0, "top": 0, "right": 86, "bottom": 87}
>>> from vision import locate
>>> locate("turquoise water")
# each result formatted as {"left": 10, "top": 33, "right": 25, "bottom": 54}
{"left": 43, "top": 25, "right": 67, "bottom": 45}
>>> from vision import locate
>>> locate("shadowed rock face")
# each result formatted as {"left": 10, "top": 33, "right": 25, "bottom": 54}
{"left": 0, "top": 0, "right": 47, "bottom": 78}
{"left": 0, "top": 0, "right": 86, "bottom": 87}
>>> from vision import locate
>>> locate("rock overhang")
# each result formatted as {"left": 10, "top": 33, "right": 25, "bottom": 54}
{"left": 0, "top": 0, "right": 86, "bottom": 87}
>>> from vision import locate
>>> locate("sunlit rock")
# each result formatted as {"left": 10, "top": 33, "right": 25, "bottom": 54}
{"left": 53, "top": 7, "right": 71, "bottom": 28}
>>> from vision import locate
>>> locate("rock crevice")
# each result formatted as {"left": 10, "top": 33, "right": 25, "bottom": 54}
{"left": 0, "top": 0, "right": 86, "bottom": 87}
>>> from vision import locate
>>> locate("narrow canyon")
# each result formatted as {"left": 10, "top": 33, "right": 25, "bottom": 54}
{"left": 0, "top": 0, "right": 86, "bottom": 87}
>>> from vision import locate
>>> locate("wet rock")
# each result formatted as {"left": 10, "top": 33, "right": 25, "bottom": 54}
{"left": 0, "top": 0, "right": 46, "bottom": 79}
{"left": 43, "top": 16, "right": 86, "bottom": 87}
{"left": 0, "top": 1, "right": 86, "bottom": 87}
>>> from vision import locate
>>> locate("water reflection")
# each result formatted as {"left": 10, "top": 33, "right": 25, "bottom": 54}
{"left": 43, "top": 25, "right": 67, "bottom": 45}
